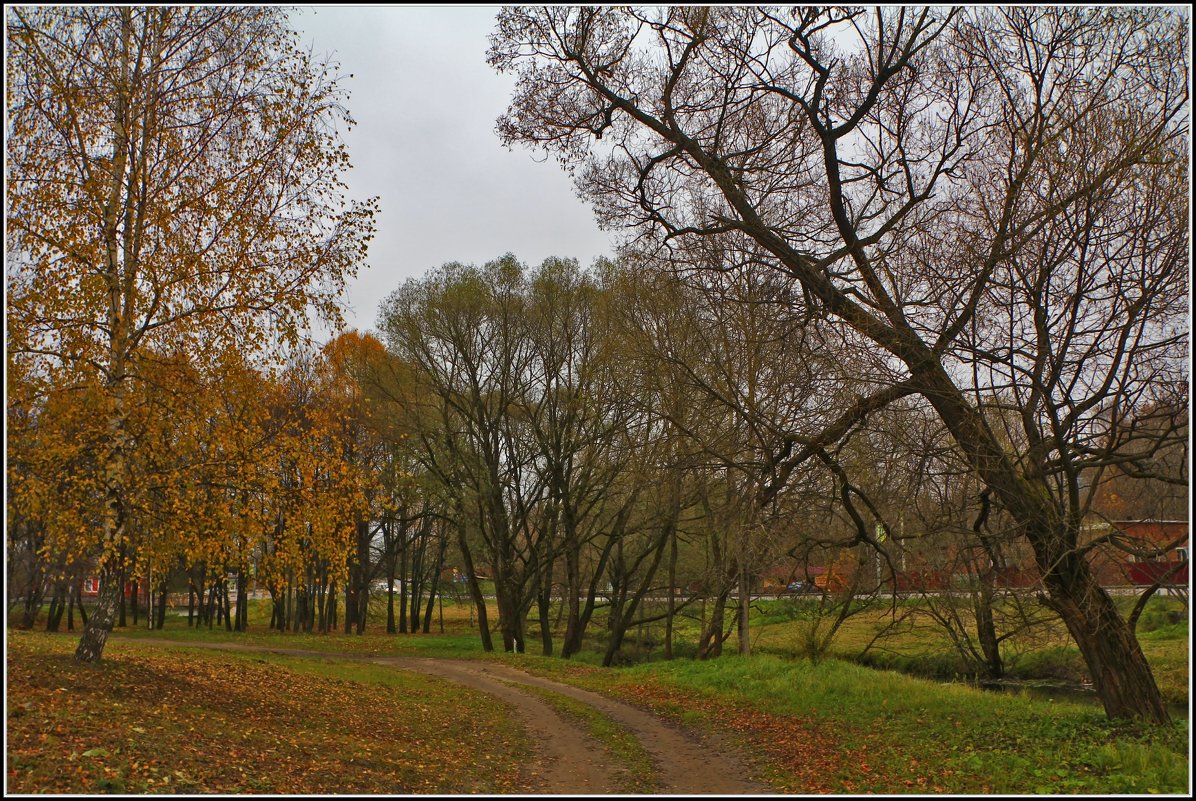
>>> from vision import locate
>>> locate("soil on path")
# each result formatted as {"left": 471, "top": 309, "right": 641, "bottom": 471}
{"left": 116, "top": 638, "right": 771, "bottom": 795}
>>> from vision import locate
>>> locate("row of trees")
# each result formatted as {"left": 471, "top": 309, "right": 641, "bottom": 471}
{"left": 10, "top": 247, "right": 1078, "bottom": 672}
{"left": 10, "top": 245, "right": 1182, "bottom": 673}
{"left": 6, "top": 335, "right": 456, "bottom": 636}
{"left": 373, "top": 255, "right": 842, "bottom": 663}
{"left": 484, "top": 6, "right": 1189, "bottom": 723}
{"left": 6, "top": 6, "right": 1188, "bottom": 727}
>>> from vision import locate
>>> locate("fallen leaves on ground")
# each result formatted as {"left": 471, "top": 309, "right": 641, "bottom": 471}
{"left": 612, "top": 679, "right": 878, "bottom": 793}
{"left": 6, "top": 632, "right": 531, "bottom": 794}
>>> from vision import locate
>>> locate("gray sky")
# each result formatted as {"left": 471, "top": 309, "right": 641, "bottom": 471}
{"left": 292, "top": 6, "right": 618, "bottom": 340}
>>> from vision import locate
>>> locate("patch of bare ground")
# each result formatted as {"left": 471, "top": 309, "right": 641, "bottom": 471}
{"left": 124, "top": 638, "right": 771, "bottom": 794}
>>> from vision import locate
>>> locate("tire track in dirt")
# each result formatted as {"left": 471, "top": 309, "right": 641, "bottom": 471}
{"left": 371, "top": 656, "right": 618, "bottom": 793}
{"left": 115, "top": 638, "right": 771, "bottom": 795}
{"left": 388, "top": 658, "right": 769, "bottom": 795}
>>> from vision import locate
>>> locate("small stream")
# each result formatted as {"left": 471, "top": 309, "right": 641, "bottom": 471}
{"left": 971, "top": 678, "right": 1189, "bottom": 719}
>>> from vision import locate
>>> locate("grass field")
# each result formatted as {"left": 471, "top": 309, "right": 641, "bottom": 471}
{"left": 13, "top": 589, "right": 1188, "bottom": 695}
{"left": 7, "top": 591, "right": 1190, "bottom": 794}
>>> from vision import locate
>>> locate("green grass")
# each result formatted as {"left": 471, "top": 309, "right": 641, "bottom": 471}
{"left": 65, "top": 594, "right": 501, "bottom": 661}
{"left": 10, "top": 592, "right": 1190, "bottom": 795}
{"left": 19, "top": 587, "right": 1186, "bottom": 708}
{"left": 14, "top": 589, "right": 1187, "bottom": 693}
{"left": 744, "top": 594, "right": 1190, "bottom": 706}
{"left": 114, "top": 622, "right": 489, "bottom": 659}
{"left": 520, "top": 652, "right": 1191, "bottom": 794}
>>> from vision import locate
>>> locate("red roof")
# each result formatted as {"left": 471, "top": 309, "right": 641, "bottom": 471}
{"left": 1111, "top": 520, "right": 1189, "bottom": 548}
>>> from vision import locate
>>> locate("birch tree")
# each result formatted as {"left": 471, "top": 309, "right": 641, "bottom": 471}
{"left": 6, "top": 6, "right": 376, "bottom": 661}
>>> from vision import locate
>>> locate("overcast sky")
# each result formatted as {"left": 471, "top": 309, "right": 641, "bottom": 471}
{"left": 291, "top": 6, "right": 618, "bottom": 340}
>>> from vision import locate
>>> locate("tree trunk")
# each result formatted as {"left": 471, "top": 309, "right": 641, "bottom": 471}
{"left": 973, "top": 566, "right": 1002, "bottom": 680}
{"left": 293, "top": 585, "right": 303, "bottom": 632}
{"left": 537, "top": 583, "right": 553, "bottom": 656}
{"left": 304, "top": 580, "right": 315, "bottom": 633}
{"left": 46, "top": 586, "right": 65, "bottom": 633}
{"left": 562, "top": 545, "right": 583, "bottom": 657}
{"left": 603, "top": 523, "right": 671, "bottom": 667}
{"left": 386, "top": 574, "right": 397, "bottom": 635}
{"left": 324, "top": 571, "right": 335, "bottom": 634}
{"left": 697, "top": 589, "right": 729, "bottom": 660}
{"left": 497, "top": 583, "right": 525, "bottom": 653}
{"left": 422, "top": 578, "right": 438, "bottom": 635}
{"left": 74, "top": 565, "right": 121, "bottom": 661}
{"left": 192, "top": 564, "right": 206, "bottom": 628}
{"left": 737, "top": 555, "right": 751, "bottom": 656}
{"left": 422, "top": 528, "right": 447, "bottom": 634}
{"left": 398, "top": 535, "right": 409, "bottom": 634}
{"left": 19, "top": 580, "right": 45, "bottom": 630}
{"left": 409, "top": 519, "right": 430, "bottom": 634}
{"left": 210, "top": 582, "right": 220, "bottom": 630}
{"left": 316, "top": 565, "right": 327, "bottom": 633}
{"left": 355, "top": 518, "right": 370, "bottom": 635}
{"left": 73, "top": 7, "right": 133, "bottom": 664}
{"left": 342, "top": 566, "right": 354, "bottom": 634}
{"left": 235, "top": 571, "right": 248, "bottom": 632}
{"left": 186, "top": 578, "right": 194, "bottom": 628}
{"left": 117, "top": 569, "right": 127, "bottom": 628}
{"left": 1036, "top": 537, "right": 1168, "bottom": 722}
{"left": 268, "top": 586, "right": 280, "bottom": 631}
{"left": 75, "top": 582, "right": 89, "bottom": 627}
{"left": 458, "top": 525, "right": 493, "bottom": 651}
{"left": 330, "top": 583, "right": 339, "bottom": 636}
{"left": 664, "top": 527, "right": 677, "bottom": 660}
{"left": 911, "top": 357, "right": 1170, "bottom": 722}
{"left": 561, "top": 532, "right": 615, "bottom": 659}
{"left": 381, "top": 518, "right": 397, "bottom": 634}
{"left": 156, "top": 583, "right": 167, "bottom": 630}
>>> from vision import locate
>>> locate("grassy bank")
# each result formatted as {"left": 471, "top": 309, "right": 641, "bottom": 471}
{"left": 510, "top": 651, "right": 1190, "bottom": 794}
{"left": 9, "top": 590, "right": 1189, "bottom": 793}
{"left": 744, "top": 593, "right": 1190, "bottom": 707}
{"left": 8, "top": 620, "right": 1190, "bottom": 794}
{"left": 11, "top": 590, "right": 1188, "bottom": 702}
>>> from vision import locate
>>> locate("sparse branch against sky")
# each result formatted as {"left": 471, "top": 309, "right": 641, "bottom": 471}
{"left": 293, "top": 6, "right": 617, "bottom": 340}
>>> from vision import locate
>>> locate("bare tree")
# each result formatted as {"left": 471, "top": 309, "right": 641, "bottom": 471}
{"left": 378, "top": 257, "right": 552, "bottom": 653}
{"left": 491, "top": 6, "right": 1188, "bottom": 722}
{"left": 522, "top": 259, "right": 636, "bottom": 656}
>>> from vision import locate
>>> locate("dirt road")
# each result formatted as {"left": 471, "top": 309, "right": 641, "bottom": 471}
{"left": 120, "top": 638, "right": 771, "bottom": 795}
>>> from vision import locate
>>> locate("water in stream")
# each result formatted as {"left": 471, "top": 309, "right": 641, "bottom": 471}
{"left": 972, "top": 678, "right": 1189, "bottom": 719}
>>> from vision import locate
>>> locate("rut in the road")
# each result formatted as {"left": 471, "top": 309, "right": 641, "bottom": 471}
{"left": 378, "top": 656, "right": 770, "bottom": 795}
{"left": 374, "top": 656, "right": 618, "bottom": 794}
{"left": 116, "top": 638, "right": 770, "bottom": 795}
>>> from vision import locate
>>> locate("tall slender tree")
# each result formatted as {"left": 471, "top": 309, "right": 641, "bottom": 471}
{"left": 6, "top": 6, "right": 376, "bottom": 662}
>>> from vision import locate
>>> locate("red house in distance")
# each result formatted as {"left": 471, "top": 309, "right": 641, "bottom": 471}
{"left": 1112, "top": 519, "right": 1189, "bottom": 587}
